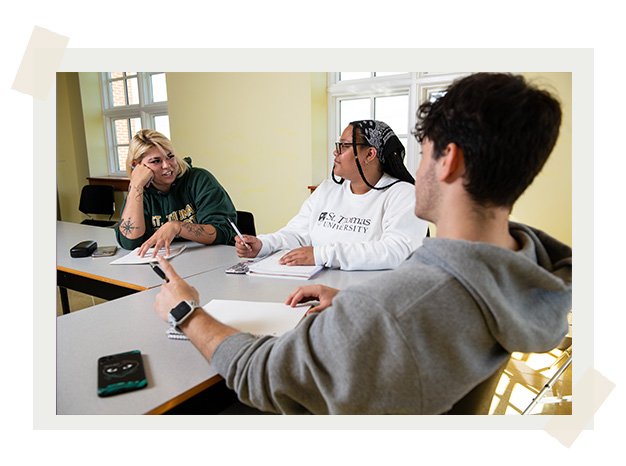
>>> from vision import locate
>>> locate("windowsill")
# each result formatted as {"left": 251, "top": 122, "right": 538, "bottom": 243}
{"left": 88, "top": 176, "right": 130, "bottom": 191}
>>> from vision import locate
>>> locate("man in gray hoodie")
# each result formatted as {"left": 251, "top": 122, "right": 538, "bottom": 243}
{"left": 153, "top": 72, "right": 572, "bottom": 414}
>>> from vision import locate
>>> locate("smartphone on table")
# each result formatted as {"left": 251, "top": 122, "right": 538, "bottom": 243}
{"left": 97, "top": 350, "right": 147, "bottom": 397}
{"left": 92, "top": 246, "right": 118, "bottom": 257}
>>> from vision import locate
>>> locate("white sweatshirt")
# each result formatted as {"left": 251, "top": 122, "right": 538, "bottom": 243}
{"left": 257, "top": 175, "right": 428, "bottom": 270}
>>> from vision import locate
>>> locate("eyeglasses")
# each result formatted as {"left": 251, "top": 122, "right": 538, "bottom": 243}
{"left": 335, "top": 142, "right": 369, "bottom": 154}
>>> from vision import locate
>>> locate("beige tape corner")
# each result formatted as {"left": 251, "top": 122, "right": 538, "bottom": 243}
{"left": 12, "top": 25, "right": 69, "bottom": 100}
{"left": 544, "top": 366, "right": 615, "bottom": 448}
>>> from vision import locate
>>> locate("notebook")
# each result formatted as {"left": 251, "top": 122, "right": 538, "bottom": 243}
{"left": 110, "top": 245, "right": 186, "bottom": 265}
{"left": 166, "top": 299, "right": 311, "bottom": 340}
{"left": 246, "top": 250, "right": 324, "bottom": 280}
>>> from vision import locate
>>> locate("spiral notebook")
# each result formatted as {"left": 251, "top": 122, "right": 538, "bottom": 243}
{"left": 166, "top": 299, "right": 311, "bottom": 340}
{"left": 246, "top": 251, "right": 324, "bottom": 280}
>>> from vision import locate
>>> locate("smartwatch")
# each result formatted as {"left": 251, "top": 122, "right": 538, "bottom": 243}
{"left": 169, "top": 300, "right": 200, "bottom": 331}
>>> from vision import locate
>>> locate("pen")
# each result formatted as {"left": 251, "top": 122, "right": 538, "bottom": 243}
{"left": 150, "top": 262, "right": 169, "bottom": 282}
{"left": 227, "top": 216, "right": 251, "bottom": 250}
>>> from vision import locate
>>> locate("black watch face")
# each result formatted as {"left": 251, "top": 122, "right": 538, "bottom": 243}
{"left": 171, "top": 301, "right": 192, "bottom": 320}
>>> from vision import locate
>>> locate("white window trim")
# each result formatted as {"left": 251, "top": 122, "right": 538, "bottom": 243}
{"left": 99, "top": 72, "right": 168, "bottom": 176}
{"left": 327, "top": 72, "right": 469, "bottom": 175}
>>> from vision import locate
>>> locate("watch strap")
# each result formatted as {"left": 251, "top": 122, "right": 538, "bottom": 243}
{"left": 169, "top": 300, "right": 200, "bottom": 330}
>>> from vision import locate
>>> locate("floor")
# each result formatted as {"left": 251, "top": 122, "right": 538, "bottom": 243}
{"left": 491, "top": 344, "right": 572, "bottom": 415}
{"left": 57, "top": 289, "right": 572, "bottom": 415}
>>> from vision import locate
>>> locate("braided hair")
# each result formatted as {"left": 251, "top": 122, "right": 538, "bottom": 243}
{"left": 332, "top": 120, "right": 414, "bottom": 190}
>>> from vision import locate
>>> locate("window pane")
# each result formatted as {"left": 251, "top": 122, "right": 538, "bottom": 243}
{"left": 340, "top": 98, "right": 370, "bottom": 132}
{"left": 110, "top": 79, "right": 127, "bottom": 107}
{"left": 374, "top": 72, "right": 406, "bottom": 77}
{"left": 151, "top": 73, "right": 167, "bottom": 102}
{"left": 127, "top": 77, "right": 139, "bottom": 105}
{"left": 339, "top": 72, "right": 371, "bottom": 81}
{"left": 429, "top": 90, "right": 446, "bottom": 102}
{"left": 117, "top": 146, "right": 129, "bottom": 172}
{"left": 113, "top": 117, "right": 141, "bottom": 171}
{"left": 129, "top": 117, "right": 141, "bottom": 137}
{"left": 114, "top": 118, "right": 130, "bottom": 144}
{"left": 374, "top": 94, "right": 409, "bottom": 135}
{"left": 110, "top": 72, "right": 124, "bottom": 79}
{"left": 154, "top": 115, "right": 170, "bottom": 138}
{"left": 113, "top": 117, "right": 141, "bottom": 144}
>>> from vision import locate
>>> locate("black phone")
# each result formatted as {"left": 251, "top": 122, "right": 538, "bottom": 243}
{"left": 97, "top": 350, "right": 147, "bottom": 397}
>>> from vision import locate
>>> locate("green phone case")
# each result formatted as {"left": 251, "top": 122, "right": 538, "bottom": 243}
{"left": 97, "top": 350, "right": 147, "bottom": 397}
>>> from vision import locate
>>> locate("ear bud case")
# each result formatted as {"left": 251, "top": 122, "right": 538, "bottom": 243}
{"left": 70, "top": 240, "right": 98, "bottom": 258}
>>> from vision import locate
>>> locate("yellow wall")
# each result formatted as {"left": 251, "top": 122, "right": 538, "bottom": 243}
{"left": 512, "top": 72, "right": 572, "bottom": 246}
{"left": 165, "top": 72, "right": 327, "bottom": 234}
{"left": 56, "top": 72, "right": 90, "bottom": 223}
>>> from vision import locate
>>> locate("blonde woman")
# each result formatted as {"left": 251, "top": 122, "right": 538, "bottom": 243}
{"left": 115, "top": 129, "right": 237, "bottom": 257}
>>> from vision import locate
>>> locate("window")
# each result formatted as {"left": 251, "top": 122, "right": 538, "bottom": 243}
{"left": 327, "top": 72, "right": 468, "bottom": 174}
{"left": 100, "top": 72, "right": 169, "bottom": 176}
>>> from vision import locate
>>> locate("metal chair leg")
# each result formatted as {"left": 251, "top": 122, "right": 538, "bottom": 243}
{"left": 522, "top": 350, "right": 572, "bottom": 415}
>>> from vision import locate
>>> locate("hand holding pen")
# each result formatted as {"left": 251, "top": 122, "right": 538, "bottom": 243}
{"left": 227, "top": 217, "right": 251, "bottom": 250}
{"left": 150, "top": 261, "right": 169, "bottom": 282}
{"left": 228, "top": 217, "right": 263, "bottom": 258}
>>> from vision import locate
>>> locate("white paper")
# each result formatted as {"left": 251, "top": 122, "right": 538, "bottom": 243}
{"left": 204, "top": 299, "right": 310, "bottom": 337}
{"left": 247, "top": 250, "right": 324, "bottom": 279}
{"left": 110, "top": 245, "right": 186, "bottom": 265}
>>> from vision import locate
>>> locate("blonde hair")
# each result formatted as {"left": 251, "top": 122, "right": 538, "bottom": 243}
{"left": 126, "top": 129, "right": 190, "bottom": 178}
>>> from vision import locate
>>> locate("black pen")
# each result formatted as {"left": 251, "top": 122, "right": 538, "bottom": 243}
{"left": 150, "top": 262, "right": 169, "bottom": 282}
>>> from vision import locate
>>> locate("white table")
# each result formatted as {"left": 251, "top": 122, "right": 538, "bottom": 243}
{"left": 56, "top": 221, "right": 242, "bottom": 314}
{"left": 56, "top": 263, "right": 389, "bottom": 414}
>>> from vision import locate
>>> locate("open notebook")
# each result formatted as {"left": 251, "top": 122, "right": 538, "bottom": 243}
{"left": 166, "top": 299, "right": 311, "bottom": 340}
{"left": 110, "top": 245, "right": 186, "bottom": 265}
{"left": 246, "top": 250, "right": 324, "bottom": 280}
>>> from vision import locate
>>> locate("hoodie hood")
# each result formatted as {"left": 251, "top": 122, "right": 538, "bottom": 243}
{"left": 415, "top": 222, "right": 572, "bottom": 353}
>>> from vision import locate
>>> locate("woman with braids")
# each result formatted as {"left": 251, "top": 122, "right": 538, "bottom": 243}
{"left": 235, "top": 120, "right": 428, "bottom": 270}
{"left": 115, "top": 129, "right": 237, "bottom": 257}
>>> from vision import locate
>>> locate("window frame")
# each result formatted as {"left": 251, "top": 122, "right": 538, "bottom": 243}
{"left": 327, "top": 72, "right": 468, "bottom": 175}
{"left": 99, "top": 72, "right": 169, "bottom": 176}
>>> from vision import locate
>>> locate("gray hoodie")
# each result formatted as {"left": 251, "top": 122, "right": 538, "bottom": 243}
{"left": 212, "top": 222, "right": 572, "bottom": 414}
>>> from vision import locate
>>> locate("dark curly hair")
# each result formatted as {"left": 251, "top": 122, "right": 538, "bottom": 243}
{"left": 413, "top": 73, "right": 562, "bottom": 208}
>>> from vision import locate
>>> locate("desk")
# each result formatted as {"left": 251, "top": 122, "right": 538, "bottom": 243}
{"left": 87, "top": 176, "right": 130, "bottom": 192}
{"left": 57, "top": 221, "right": 241, "bottom": 314}
{"left": 56, "top": 263, "right": 389, "bottom": 414}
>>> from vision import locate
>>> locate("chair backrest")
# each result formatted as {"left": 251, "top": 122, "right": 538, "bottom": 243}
{"left": 445, "top": 359, "right": 509, "bottom": 415}
{"left": 236, "top": 211, "right": 256, "bottom": 236}
{"left": 79, "top": 185, "right": 115, "bottom": 217}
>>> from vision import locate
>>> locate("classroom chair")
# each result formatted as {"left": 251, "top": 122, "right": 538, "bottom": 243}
{"left": 79, "top": 184, "right": 117, "bottom": 227}
{"left": 236, "top": 211, "right": 256, "bottom": 236}
{"left": 522, "top": 344, "right": 572, "bottom": 415}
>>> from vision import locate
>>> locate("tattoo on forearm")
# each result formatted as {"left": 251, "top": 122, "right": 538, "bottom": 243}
{"left": 120, "top": 218, "right": 139, "bottom": 236}
{"left": 130, "top": 184, "right": 144, "bottom": 201}
{"left": 181, "top": 223, "right": 216, "bottom": 239}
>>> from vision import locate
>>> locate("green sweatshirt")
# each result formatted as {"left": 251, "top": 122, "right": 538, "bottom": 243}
{"left": 115, "top": 167, "right": 237, "bottom": 250}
